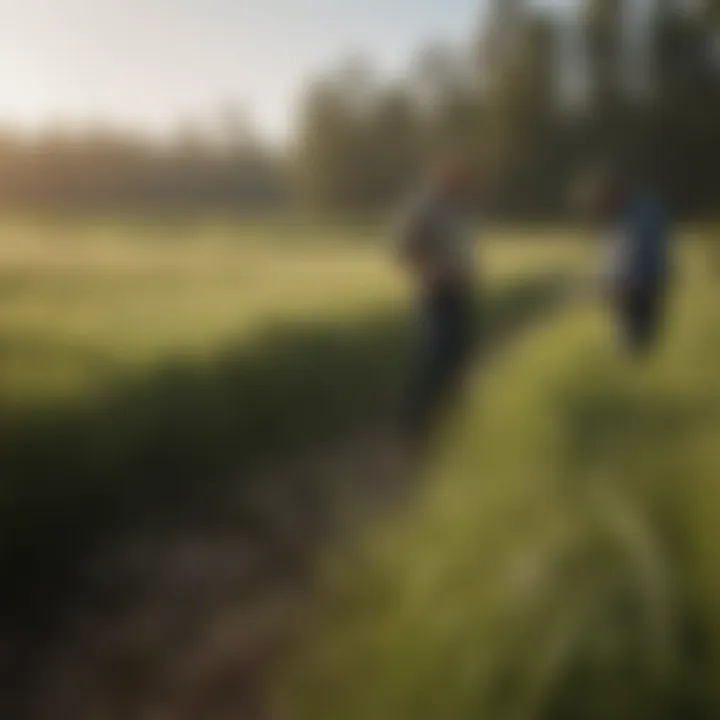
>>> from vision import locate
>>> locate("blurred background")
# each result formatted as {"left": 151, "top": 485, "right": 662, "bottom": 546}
{"left": 0, "top": 1, "right": 718, "bottom": 719}
{"left": 0, "top": 0, "right": 717, "bottom": 217}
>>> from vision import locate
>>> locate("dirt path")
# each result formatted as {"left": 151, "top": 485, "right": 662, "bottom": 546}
{"left": 17, "top": 423, "right": 411, "bottom": 720}
{"left": 10, "top": 281, "right": 582, "bottom": 720}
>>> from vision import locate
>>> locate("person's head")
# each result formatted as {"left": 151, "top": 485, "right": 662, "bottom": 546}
{"left": 602, "top": 168, "right": 632, "bottom": 217}
{"left": 430, "top": 151, "right": 476, "bottom": 203}
{"left": 601, "top": 151, "right": 659, "bottom": 216}
{"left": 573, "top": 159, "right": 635, "bottom": 221}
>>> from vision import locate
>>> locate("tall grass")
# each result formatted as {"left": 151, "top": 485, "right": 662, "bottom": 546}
{"left": 0, "top": 221, "right": 588, "bottom": 409}
{"left": 0, "top": 221, "right": 577, "bottom": 607}
{"left": 285, "top": 253, "right": 720, "bottom": 719}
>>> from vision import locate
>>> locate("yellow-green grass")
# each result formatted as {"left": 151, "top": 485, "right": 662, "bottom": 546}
{"left": 0, "top": 220, "right": 588, "bottom": 409}
{"left": 0, "top": 222, "right": 398, "bottom": 408}
{"left": 285, "top": 243, "right": 720, "bottom": 720}
{"left": 0, "top": 220, "right": 581, "bottom": 601}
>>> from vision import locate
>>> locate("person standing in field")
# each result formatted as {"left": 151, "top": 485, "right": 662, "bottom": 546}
{"left": 601, "top": 167, "right": 673, "bottom": 355}
{"left": 395, "top": 155, "right": 479, "bottom": 444}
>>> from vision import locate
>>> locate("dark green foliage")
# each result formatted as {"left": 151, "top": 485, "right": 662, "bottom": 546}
{"left": 294, "top": 1, "right": 720, "bottom": 218}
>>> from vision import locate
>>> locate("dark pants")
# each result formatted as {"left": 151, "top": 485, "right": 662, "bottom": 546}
{"left": 405, "top": 285, "right": 475, "bottom": 441}
{"left": 617, "top": 286, "right": 664, "bottom": 354}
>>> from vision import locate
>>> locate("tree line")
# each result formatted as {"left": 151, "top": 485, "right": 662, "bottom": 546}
{"left": 295, "top": 0, "right": 720, "bottom": 218}
{"left": 0, "top": 0, "right": 718, "bottom": 218}
{"left": 0, "top": 115, "right": 289, "bottom": 213}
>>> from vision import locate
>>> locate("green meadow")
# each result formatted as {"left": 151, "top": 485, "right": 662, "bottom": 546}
{"left": 0, "top": 220, "right": 577, "bottom": 597}
{"left": 285, "top": 235, "right": 720, "bottom": 720}
{"left": 4, "top": 218, "right": 720, "bottom": 718}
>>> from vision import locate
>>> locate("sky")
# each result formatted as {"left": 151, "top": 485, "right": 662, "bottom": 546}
{"left": 0, "top": 0, "right": 487, "bottom": 139}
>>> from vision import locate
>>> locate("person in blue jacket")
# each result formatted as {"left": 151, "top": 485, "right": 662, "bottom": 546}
{"left": 602, "top": 168, "right": 673, "bottom": 354}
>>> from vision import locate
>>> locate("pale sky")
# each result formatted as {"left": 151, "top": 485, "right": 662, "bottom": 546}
{"left": 0, "top": 0, "right": 488, "bottom": 139}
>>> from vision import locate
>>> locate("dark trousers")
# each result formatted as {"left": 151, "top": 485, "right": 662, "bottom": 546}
{"left": 617, "top": 286, "right": 664, "bottom": 354}
{"left": 405, "top": 286, "right": 475, "bottom": 440}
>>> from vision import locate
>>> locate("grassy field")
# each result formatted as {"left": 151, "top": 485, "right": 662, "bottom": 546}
{"left": 5, "top": 219, "right": 719, "bottom": 717}
{"left": 285, "top": 240, "right": 720, "bottom": 719}
{"left": 0, "top": 220, "right": 584, "bottom": 602}
{"left": 0, "top": 220, "right": 587, "bottom": 409}
{"left": 0, "top": 221, "right": 399, "bottom": 408}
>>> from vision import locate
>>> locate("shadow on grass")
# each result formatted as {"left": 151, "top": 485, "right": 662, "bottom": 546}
{"left": 0, "top": 274, "right": 569, "bottom": 611}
